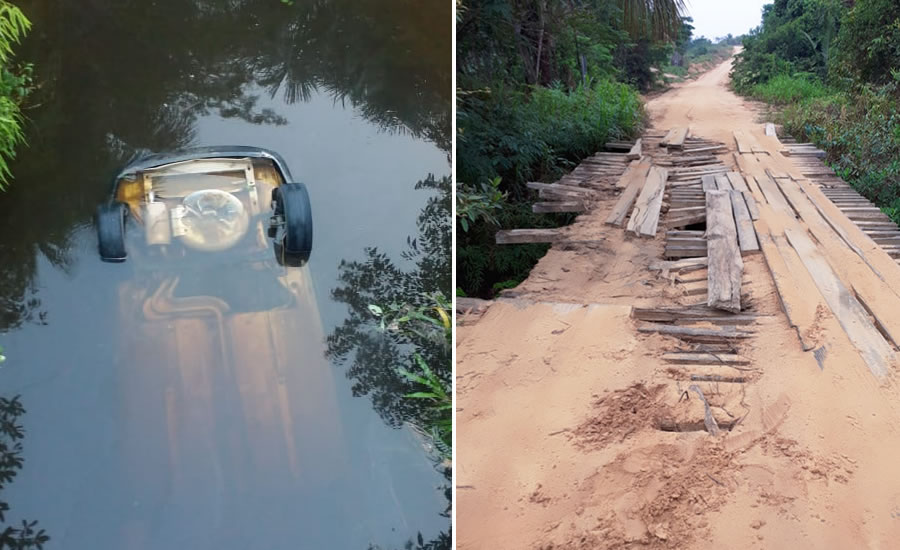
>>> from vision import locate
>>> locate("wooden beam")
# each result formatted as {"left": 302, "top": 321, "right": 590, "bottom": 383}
{"left": 784, "top": 227, "right": 894, "bottom": 378}
{"left": 729, "top": 190, "right": 760, "bottom": 255}
{"left": 637, "top": 322, "right": 752, "bottom": 342}
{"left": 765, "top": 122, "right": 777, "bottom": 136}
{"left": 495, "top": 229, "right": 560, "bottom": 244}
{"left": 533, "top": 201, "right": 584, "bottom": 213}
{"left": 662, "top": 352, "right": 750, "bottom": 365}
{"left": 726, "top": 172, "right": 760, "bottom": 220}
{"left": 668, "top": 127, "right": 689, "bottom": 149}
{"left": 626, "top": 166, "right": 668, "bottom": 238}
{"left": 733, "top": 130, "right": 754, "bottom": 154}
{"left": 706, "top": 190, "right": 744, "bottom": 312}
{"left": 627, "top": 138, "right": 642, "bottom": 161}
{"left": 715, "top": 174, "right": 733, "bottom": 191}
{"left": 525, "top": 181, "right": 593, "bottom": 194}
{"left": 616, "top": 159, "right": 652, "bottom": 189}
{"left": 606, "top": 161, "right": 652, "bottom": 226}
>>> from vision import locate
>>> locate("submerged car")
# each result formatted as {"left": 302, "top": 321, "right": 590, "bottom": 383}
{"left": 96, "top": 146, "right": 312, "bottom": 266}
{"left": 88, "top": 148, "right": 347, "bottom": 546}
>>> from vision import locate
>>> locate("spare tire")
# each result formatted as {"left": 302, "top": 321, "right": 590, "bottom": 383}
{"left": 97, "top": 202, "right": 128, "bottom": 263}
{"left": 271, "top": 183, "right": 312, "bottom": 265}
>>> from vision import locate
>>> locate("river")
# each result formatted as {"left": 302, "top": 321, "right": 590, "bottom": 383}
{"left": 0, "top": 1, "right": 451, "bottom": 549}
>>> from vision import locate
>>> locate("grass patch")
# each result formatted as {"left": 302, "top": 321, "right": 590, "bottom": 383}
{"left": 750, "top": 73, "right": 831, "bottom": 105}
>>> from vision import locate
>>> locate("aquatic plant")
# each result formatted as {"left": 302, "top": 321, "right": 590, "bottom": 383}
{"left": 369, "top": 293, "right": 452, "bottom": 463}
{"left": 0, "top": 1, "right": 30, "bottom": 190}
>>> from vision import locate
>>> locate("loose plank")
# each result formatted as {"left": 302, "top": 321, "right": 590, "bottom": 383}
{"left": 616, "top": 158, "right": 652, "bottom": 189}
{"left": 626, "top": 166, "right": 668, "bottom": 238}
{"left": 627, "top": 138, "right": 642, "bottom": 161}
{"left": 533, "top": 201, "right": 584, "bottom": 213}
{"left": 606, "top": 160, "right": 652, "bottom": 226}
{"left": 726, "top": 172, "right": 760, "bottom": 220}
{"left": 496, "top": 229, "right": 559, "bottom": 244}
{"left": 706, "top": 190, "right": 743, "bottom": 312}
{"left": 729, "top": 190, "right": 760, "bottom": 254}
{"left": 784, "top": 227, "right": 894, "bottom": 378}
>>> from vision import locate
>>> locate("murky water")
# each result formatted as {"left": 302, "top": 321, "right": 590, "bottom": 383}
{"left": 0, "top": 1, "right": 450, "bottom": 548}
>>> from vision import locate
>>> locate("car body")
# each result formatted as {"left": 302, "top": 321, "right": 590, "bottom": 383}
{"left": 92, "top": 148, "right": 347, "bottom": 546}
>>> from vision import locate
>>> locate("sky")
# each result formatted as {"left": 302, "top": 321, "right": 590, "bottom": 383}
{"left": 683, "top": 0, "right": 769, "bottom": 41}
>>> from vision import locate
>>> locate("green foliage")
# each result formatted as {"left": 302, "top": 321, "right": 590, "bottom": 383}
{"left": 750, "top": 72, "right": 830, "bottom": 104}
{"left": 458, "top": 83, "right": 643, "bottom": 192}
{"left": 456, "top": 176, "right": 506, "bottom": 232}
{"left": 369, "top": 295, "right": 452, "bottom": 463}
{"left": 731, "top": 0, "right": 900, "bottom": 223}
{"left": 456, "top": 82, "right": 642, "bottom": 297}
{"left": 491, "top": 279, "right": 521, "bottom": 293}
{"left": 731, "top": 0, "right": 843, "bottom": 92}
{"left": 457, "top": 0, "right": 687, "bottom": 91}
{"left": 0, "top": 1, "right": 30, "bottom": 189}
{"left": 456, "top": 0, "right": 686, "bottom": 298}
{"left": 776, "top": 83, "right": 900, "bottom": 223}
{"left": 830, "top": 0, "right": 900, "bottom": 85}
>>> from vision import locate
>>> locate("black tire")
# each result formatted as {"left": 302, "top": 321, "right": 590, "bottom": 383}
{"left": 96, "top": 202, "right": 128, "bottom": 263}
{"left": 271, "top": 183, "right": 312, "bottom": 265}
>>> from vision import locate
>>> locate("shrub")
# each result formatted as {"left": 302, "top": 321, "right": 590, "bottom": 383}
{"left": 750, "top": 73, "right": 831, "bottom": 104}
{"left": 0, "top": 2, "right": 30, "bottom": 189}
{"left": 456, "top": 80, "right": 643, "bottom": 297}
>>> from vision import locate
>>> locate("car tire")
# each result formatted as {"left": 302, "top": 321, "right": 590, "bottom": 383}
{"left": 97, "top": 202, "right": 128, "bottom": 262}
{"left": 271, "top": 183, "right": 312, "bottom": 265}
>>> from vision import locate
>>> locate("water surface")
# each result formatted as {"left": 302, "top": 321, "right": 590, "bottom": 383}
{"left": 0, "top": 1, "right": 451, "bottom": 548}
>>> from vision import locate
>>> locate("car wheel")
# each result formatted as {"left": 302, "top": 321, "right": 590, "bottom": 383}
{"left": 97, "top": 202, "right": 128, "bottom": 262}
{"left": 271, "top": 183, "right": 312, "bottom": 265}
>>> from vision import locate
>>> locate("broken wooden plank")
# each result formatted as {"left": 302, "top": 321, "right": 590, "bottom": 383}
{"left": 726, "top": 172, "right": 760, "bottom": 220}
{"left": 533, "top": 201, "right": 584, "bottom": 213}
{"left": 495, "top": 229, "right": 559, "bottom": 244}
{"left": 729, "top": 190, "right": 760, "bottom": 255}
{"left": 715, "top": 175, "right": 734, "bottom": 191}
{"left": 662, "top": 353, "right": 750, "bottom": 365}
{"left": 637, "top": 322, "right": 752, "bottom": 342}
{"left": 784, "top": 227, "right": 894, "bottom": 378}
{"left": 667, "top": 127, "right": 689, "bottom": 149}
{"left": 733, "top": 130, "right": 754, "bottom": 154}
{"left": 627, "top": 138, "right": 642, "bottom": 161}
{"left": 626, "top": 166, "right": 668, "bottom": 238}
{"left": 616, "top": 159, "right": 652, "bottom": 189}
{"left": 606, "top": 162, "right": 653, "bottom": 226}
{"left": 706, "top": 190, "right": 743, "bottom": 312}
{"left": 666, "top": 213, "right": 706, "bottom": 228}
{"left": 525, "top": 182, "right": 593, "bottom": 195}
{"left": 648, "top": 257, "right": 708, "bottom": 273}
{"left": 660, "top": 128, "right": 678, "bottom": 147}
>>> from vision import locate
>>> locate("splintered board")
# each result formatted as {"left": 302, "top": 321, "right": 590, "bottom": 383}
{"left": 607, "top": 160, "right": 652, "bottom": 225}
{"left": 705, "top": 190, "right": 743, "bottom": 312}
{"left": 626, "top": 166, "right": 668, "bottom": 238}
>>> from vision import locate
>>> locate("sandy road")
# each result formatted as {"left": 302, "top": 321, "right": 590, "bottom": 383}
{"left": 456, "top": 55, "right": 900, "bottom": 549}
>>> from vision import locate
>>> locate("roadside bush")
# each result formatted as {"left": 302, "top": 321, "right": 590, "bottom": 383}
{"left": 750, "top": 73, "right": 830, "bottom": 104}
{"left": 0, "top": 2, "right": 30, "bottom": 189}
{"left": 731, "top": 50, "right": 794, "bottom": 94}
{"left": 456, "top": 80, "right": 643, "bottom": 297}
{"left": 777, "top": 83, "right": 900, "bottom": 222}
{"left": 457, "top": 81, "right": 642, "bottom": 194}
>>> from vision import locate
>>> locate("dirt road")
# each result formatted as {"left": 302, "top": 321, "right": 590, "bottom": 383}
{"left": 457, "top": 55, "right": 900, "bottom": 549}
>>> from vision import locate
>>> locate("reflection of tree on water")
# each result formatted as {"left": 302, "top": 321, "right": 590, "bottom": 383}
{"left": 326, "top": 174, "right": 451, "bottom": 550}
{"left": 0, "top": 0, "right": 451, "bottom": 330}
{"left": 327, "top": 175, "right": 450, "bottom": 428}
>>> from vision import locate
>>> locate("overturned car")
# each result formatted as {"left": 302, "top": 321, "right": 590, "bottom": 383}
{"left": 96, "top": 146, "right": 312, "bottom": 266}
